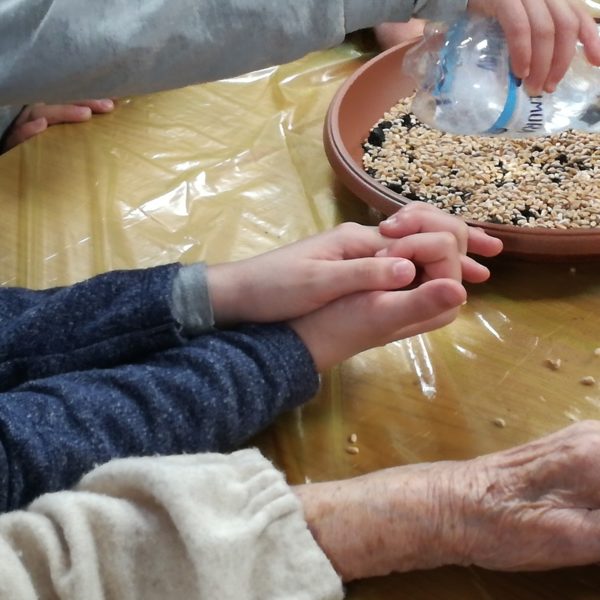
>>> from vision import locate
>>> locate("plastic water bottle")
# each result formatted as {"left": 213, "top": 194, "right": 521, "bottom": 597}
{"left": 403, "top": 12, "right": 600, "bottom": 137}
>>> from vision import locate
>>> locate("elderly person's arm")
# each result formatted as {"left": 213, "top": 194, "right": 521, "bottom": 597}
{"left": 296, "top": 420, "right": 600, "bottom": 580}
{"left": 4, "top": 421, "right": 600, "bottom": 599}
{"left": 0, "top": 449, "right": 344, "bottom": 599}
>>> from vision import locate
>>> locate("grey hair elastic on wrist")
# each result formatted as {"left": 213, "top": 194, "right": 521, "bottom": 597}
{"left": 171, "top": 263, "right": 215, "bottom": 336}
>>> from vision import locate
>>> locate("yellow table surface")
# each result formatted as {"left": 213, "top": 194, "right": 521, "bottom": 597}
{"left": 1, "top": 37, "right": 599, "bottom": 598}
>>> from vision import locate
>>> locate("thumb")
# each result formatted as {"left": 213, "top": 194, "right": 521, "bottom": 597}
{"left": 321, "top": 257, "right": 417, "bottom": 299}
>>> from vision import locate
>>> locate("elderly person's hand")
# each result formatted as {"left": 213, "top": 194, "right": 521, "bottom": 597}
{"left": 2, "top": 100, "right": 114, "bottom": 151}
{"left": 295, "top": 421, "right": 600, "bottom": 580}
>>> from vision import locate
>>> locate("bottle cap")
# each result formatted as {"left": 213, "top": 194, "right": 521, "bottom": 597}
{"left": 584, "top": 0, "right": 600, "bottom": 20}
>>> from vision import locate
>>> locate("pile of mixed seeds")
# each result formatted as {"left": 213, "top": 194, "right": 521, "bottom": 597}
{"left": 362, "top": 97, "right": 599, "bottom": 228}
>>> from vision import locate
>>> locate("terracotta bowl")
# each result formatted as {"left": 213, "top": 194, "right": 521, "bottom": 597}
{"left": 324, "top": 40, "right": 600, "bottom": 261}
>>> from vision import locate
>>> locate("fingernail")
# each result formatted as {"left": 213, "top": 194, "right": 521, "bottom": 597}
{"left": 375, "top": 248, "right": 388, "bottom": 257}
{"left": 100, "top": 99, "right": 114, "bottom": 110}
{"left": 393, "top": 259, "right": 413, "bottom": 278}
{"left": 77, "top": 106, "right": 93, "bottom": 119}
{"left": 382, "top": 212, "right": 399, "bottom": 226}
{"left": 32, "top": 117, "right": 47, "bottom": 132}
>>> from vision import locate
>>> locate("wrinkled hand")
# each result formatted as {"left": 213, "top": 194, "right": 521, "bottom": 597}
{"left": 3, "top": 100, "right": 115, "bottom": 151}
{"left": 468, "top": 0, "right": 600, "bottom": 94}
{"left": 297, "top": 421, "right": 600, "bottom": 582}
{"left": 450, "top": 420, "right": 600, "bottom": 571}
{"left": 207, "top": 204, "right": 501, "bottom": 332}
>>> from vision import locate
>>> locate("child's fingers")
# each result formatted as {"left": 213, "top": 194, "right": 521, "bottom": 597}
{"left": 27, "top": 104, "right": 92, "bottom": 125}
{"left": 73, "top": 99, "right": 115, "bottom": 114}
{"left": 521, "top": 0, "right": 556, "bottom": 94}
{"left": 371, "top": 279, "right": 466, "bottom": 342}
{"left": 494, "top": 0, "right": 533, "bottom": 79}
{"left": 465, "top": 227, "right": 503, "bottom": 258}
{"left": 461, "top": 255, "right": 491, "bottom": 283}
{"left": 320, "top": 257, "right": 417, "bottom": 298}
{"left": 572, "top": 0, "right": 600, "bottom": 66}
{"left": 543, "top": 0, "right": 580, "bottom": 92}
{"left": 379, "top": 205, "right": 503, "bottom": 258}
{"left": 376, "top": 232, "right": 463, "bottom": 283}
{"left": 3, "top": 117, "right": 47, "bottom": 151}
{"left": 380, "top": 204, "right": 470, "bottom": 254}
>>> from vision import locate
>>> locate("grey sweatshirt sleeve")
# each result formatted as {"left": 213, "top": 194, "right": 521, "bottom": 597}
{"left": 343, "top": 0, "right": 467, "bottom": 31}
{"left": 0, "top": 0, "right": 467, "bottom": 110}
{"left": 0, "top": 450, "right": 344, "bottom": 600}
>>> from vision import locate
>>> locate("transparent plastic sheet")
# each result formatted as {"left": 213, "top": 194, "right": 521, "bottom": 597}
{"left": 1, "top": 36, "right": 600, "bottom": 597}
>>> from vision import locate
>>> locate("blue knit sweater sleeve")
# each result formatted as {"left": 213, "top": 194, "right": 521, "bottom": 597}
{"left": 0, "top": 264, "right": 186, "bottom": 390}
{"left": 0, "top": 323, "right": 319, "bottom": 511}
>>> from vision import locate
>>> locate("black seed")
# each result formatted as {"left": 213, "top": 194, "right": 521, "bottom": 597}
{"left": 366, "top": 167, "right": 377, "bottom": 178}
{"left": 573, "top": 159, "right": 591, "bottom": 171}
{"left": 557, "top": 153, "right": 568, "bottom": 164}
{"left": 386, "top": 182, "right": 404, "bottom": 195}
{"left": 399, "top": 114, "right": 414, "bottom": 130}
{"left": 519, "top": 208, "right": 536, "bottom": 220}
{"left": 368, "top": 127, "right": 386, "bottom": 147}
{"left": 404, "top": 191, "right": 424, "bottom": 202}
{"left": 378, "top": 120, "right": 393, "bottom": 130}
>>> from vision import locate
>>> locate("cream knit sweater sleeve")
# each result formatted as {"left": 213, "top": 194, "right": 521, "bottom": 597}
{"left": 0, "top": 449, "right": 343, "bottom": 600}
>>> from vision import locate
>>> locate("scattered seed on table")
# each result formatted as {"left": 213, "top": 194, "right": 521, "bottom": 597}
{"left": 362, "top": 96, "right": 600, "bottom": 229}
{"left": 345, "top": 445, "right": 360, "bottom": 455}
{"left": 594, "top": 348, "right": 600, "bottom": 357}
{"left": 493, "top": 417, "right": 507, "bottom": 428}
{"left": 545, "top": 358, "right": 562, "bottom": 371}
{"left": 580, "top": 375, "right": 596, "bottom": 386}
{"left": 348, "top": 433, "right": 358, "bottom": 444}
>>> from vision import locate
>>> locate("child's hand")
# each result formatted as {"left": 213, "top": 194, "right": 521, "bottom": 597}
{"left": 207, "top": 204, "right": 501, "bottom": 328}
{"left": 378, "top": 202, "right": 503, "bottom": 284}
{"left": 289, "top": 235, "right": 468, "bottom": 371}
{"left": 3, "top": 100, "right": 114, "bottom": 151}
{"left": 468, "top": 0, "right": 600, "bottom": 94}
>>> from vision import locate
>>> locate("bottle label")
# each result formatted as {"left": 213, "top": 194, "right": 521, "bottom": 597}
{"left": 486, "top": 77, "right": 547, "bottom": 136}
